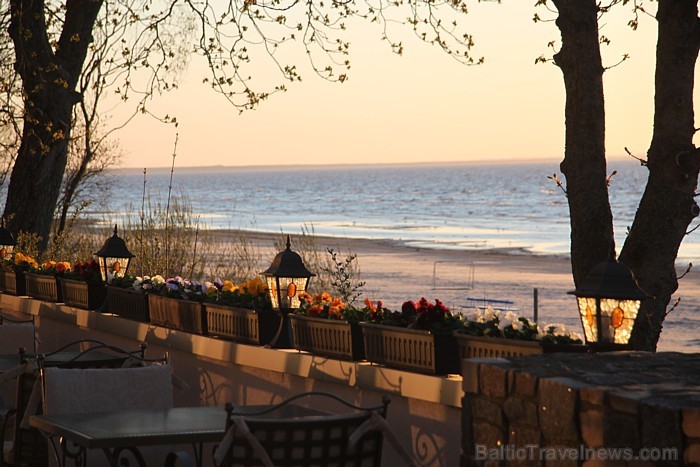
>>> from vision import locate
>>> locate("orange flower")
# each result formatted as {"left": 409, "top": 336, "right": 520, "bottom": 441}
{"left": 55, "top": 262, "right": 71, "bottom": 274}
{"left": 328, "top": 298, "right": 346, "bottom": 318}
{"left": 364, "top": 298, "right": 377, "bottom": 312}
{"left": 42, "top": 260, "right": 56, "bottom": 270}
{"left": 308, "top": 304, "right": 323, "bottom": 317}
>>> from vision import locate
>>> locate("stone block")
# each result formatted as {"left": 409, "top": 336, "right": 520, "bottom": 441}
{"left": 473, "top": 421, "right": 506, "bottom": 449}
{"left": 580, "top": 386, "right": 608, "bottom": 407}
{"left": 580, "top": 410, "right": 604, "bottom": 448}
{"left": 683, "top": 408, "right": 700, "bottom": 438}
{"left": 640, "top": 401, "right": 682, "bottom": 452}
{"left": 503, "top": 396, "right": 538, "bottom": 425}
{"left": 473, "top": 397, "right": 505, "bottom": 427}
{"left": 538, "top": 378, "right": 580, "bottom": 443}
{"left": 581, "top": 461, "right": 625, "bottom": 467}
{"left": 608, "top": 389, "right": 650, "bottom": 415}
{"left": 685, "top": 443, "right": 700, "bottom": 465}
{"left": 511, "top": 370, "right": 539, "bottom": 397}
{"left": 481, "top": 364, "right": 509, "bottom": 399}
{"left": 507, "top": 424, "right": 541, "bottom": 452}
{"left": 463, "top": 359, "right": 480, "bottom": 395}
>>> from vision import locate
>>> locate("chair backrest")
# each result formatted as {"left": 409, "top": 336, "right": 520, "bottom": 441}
{"left": 42, "top": 364, "right": 174, "bottom": 414}
{"left": 217, "top": 392, "right": 390, "bottom": 467}
{"left": 7, "top": 340, "right": 162, "bottom": 467}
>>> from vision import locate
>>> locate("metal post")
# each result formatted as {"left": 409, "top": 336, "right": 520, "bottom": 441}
{"left": 533, "top": 288, "right": 538, "bottom": 323}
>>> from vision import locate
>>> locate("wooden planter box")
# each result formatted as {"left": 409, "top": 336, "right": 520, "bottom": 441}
{"left": 290, "top": 314, "right": 365, "bottom": 361}
{"left": 106, "top": 287, "right": 150, "bottom": 322}
{"left": 148, "top": 294, "right": 206, "bottom": 334}
{"left": 24, "top": 273, "right": 61, "bottom": 302}
{"left": 0, "top": 270, "right": 25, "bottom": 296}
{"left": 359, "top": 322, "right": 459, "bottom": 375}
{"left": 454, "top": 333, "right": 544, "bottom": 360}
{"left": 454, "top": 333, "right": 588, "bottom": 362}
{"left": 59, "top": 278, "right": 107, "bottom": 310}
{"left": 204, "top": 303, "right": 279, "bottom": 345}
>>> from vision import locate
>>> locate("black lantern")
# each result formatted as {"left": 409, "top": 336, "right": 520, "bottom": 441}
{"left": 262, "top": 236, "right": 315, "bottom": 347}
{"left": 262, "top": 235, "right": 316, "bottom": 311}
{"left": 0, "top": 219, "right": 15, "bottom": 259}
{"left": 94, "top": 225, "right": 135, "bottom": 283}
{"left": 568, "top": 260, "right": 650, "bottom": 348}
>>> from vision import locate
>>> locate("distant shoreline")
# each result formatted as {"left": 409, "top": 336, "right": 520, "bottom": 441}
{"left": 109, "top": 157, "right": 632, "bottom": 174}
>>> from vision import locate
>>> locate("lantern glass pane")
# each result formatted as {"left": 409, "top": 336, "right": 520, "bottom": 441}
{"left": 97, "top": 256, "right": 131, "bottom": 283}
{"left": 600, "top": 298, "right": 639, "bottom": 344}
{"left": 266, "top": 276, "right": 281, "bottom": 310}
{"left": 2, "top": 245, "right": 14, "bottom": 256}
{"left": 266, "top": 276, "right": 309, "bottom": 309}
{"left": 577, "top": 297, "right": 598, "bottom": 343}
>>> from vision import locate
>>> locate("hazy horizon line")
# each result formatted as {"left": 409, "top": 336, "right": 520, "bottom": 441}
{"left": 112, "top": 155, "right": 633, "bottom": 174}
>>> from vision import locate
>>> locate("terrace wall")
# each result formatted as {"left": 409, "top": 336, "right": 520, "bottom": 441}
{"left": 0, "top": 294, "right": 462, "bottom": 467}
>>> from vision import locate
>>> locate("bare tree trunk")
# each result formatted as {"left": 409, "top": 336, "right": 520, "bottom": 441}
{"left": 552, "top": 0, "right": 615, "bottom": 286}
{"left": 621, "top": 0, "right": 700, "bottom": 351}
{"left": 4, "top": 0, "right": 103, "bottom": 252}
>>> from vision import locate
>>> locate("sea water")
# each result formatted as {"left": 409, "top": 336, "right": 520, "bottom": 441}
{"left": 93, "top": 159, "right": 700, "bottom": 260}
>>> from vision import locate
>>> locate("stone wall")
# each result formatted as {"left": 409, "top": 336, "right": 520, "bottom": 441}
{"left": 462, "top": 352, "right": 700, "bottom": 467}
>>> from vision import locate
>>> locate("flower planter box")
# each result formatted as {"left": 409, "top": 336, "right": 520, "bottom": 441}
{"left": 106, "top": 287, "right": 150, "bottom": 322}
{"left": 359, "top": 322, "right": 459, "bottom": 375}
{"left": 148, "top": 294, "right": 206, "bottom": 335}
{"left": 0, "top": 270, "right": 26, "bottom": 296}
{"left": 454, "top": 333, "right": 588, "bottom": 363}
{"left": 204, "top": 303, "right": 279, "bottom": 345}
{"left": 289, "top": 314, "right": 365, "bottom": 361}
{"left": 454, "top": 333, "right": 544, "bottom": 360}
{"left": 24, "top": 273, "right": 62, "bottom": 302}
{"left": 59, "top": 278, "right": 107, "bottom": 310}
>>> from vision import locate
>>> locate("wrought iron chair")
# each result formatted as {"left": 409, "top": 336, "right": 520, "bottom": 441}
{"left": 40, "top": 361, "right": 173, "bottom": 467}
{"left": 165, "top": 391, "right": 416, "bottom": 467}
{"left": 0, "top": 323, "right": 36, "bottom": 466}
{"left": 0, "top": 339, "right": 163, "bottom": 467}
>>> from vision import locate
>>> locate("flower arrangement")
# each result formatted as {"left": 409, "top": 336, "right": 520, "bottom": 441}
{"left": 62, "top": 260, "right": 103, "bottom": 284}
{"left": 460, "top": 306, "right": 583, "bottom": 344}
{"left": 1, "top": 252, "right": 38, "bottom": 273}
{"left": 365, "top": 297, "right": 462, "bottom": 333}
{"left": 150, "top": 275, "right": 208, "bottom": 302}
{"left": 31, "top": 260, "right": 72, "bottom": 276}
{"left": 296, "top": 294, "right": 381, "bottom": 323}
{"left": 205, "top": 277, "right": 271, "bottom": 310}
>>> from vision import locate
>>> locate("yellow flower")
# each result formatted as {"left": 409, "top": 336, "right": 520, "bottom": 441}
{"left": 222, "top": 280, "right": 237, "bottom": 292}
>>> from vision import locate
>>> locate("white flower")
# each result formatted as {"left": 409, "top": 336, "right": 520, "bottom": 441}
{"left": 464, "top": 308, "right": 483, "bottom": 323}
{"left": 482, "top": 306, "right": 499, "bottom": 322}
{"left": 151, "top": 275, "right": 165, "bottom": 285}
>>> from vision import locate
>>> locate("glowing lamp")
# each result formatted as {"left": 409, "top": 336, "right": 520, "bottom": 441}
{"left": 568, "top": 260, "right": 650, "bottom": 347}
{"left": 94, "top": 225, "right": 135, "bottom": 283}
{"left": 262, "top": 235, "right": 315, "bottom": 311}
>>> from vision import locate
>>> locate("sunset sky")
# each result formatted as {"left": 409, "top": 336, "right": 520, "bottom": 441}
{"left": 113, "top": 2, "right": 690, "bottom": 169}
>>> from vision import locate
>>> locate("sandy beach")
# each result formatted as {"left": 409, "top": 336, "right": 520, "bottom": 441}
{"left": 210, "top": 229, "right": 700, "bottom": 353}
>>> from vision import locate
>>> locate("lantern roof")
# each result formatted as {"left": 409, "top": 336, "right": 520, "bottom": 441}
{"left": 568, "top": 260, "right": 650, "bottom": 301}
{"left": 0, "top": 221, "right": 15, "bottom": 247}
{"left": 262, "top": 235, "right": 316, "bottom": 278}
{"left": 95, "top": 225, "right": 135, "bottom": 259}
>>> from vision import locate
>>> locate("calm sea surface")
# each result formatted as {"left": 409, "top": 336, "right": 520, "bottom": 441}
{"left": 91, "top": 159, "right": 700, "bottom": 262}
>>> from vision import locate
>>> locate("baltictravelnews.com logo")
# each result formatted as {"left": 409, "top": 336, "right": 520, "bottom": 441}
{"left": 474, "top": 444, "right": 679, "bottom": 463}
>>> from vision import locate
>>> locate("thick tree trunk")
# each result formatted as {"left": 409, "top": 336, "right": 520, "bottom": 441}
{"left": 4, "top": 0, "right": 103, "bottom": 252}
{"left": 621, "top": 0, "right": 700, "bottom": 351}
{"left": 552, "top": 0, "right": 615, "bottom": 285}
